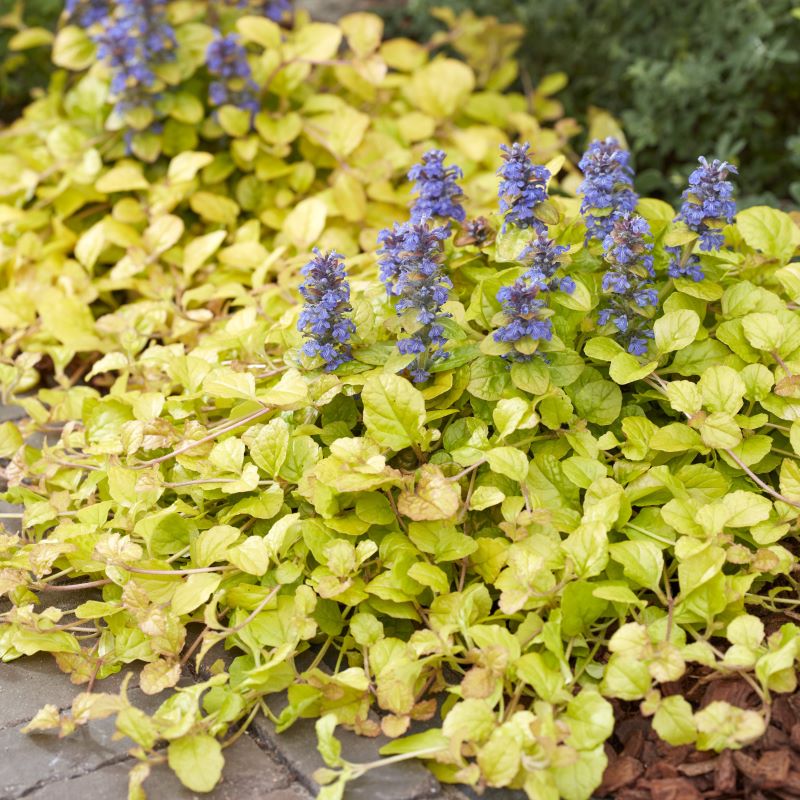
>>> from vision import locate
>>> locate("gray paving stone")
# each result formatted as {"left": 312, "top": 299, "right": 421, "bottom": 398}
{"left": 251, "top": 710, "right": 440, "bottom": 800}
{"left": 457, "top": 787, "right": 525, "bottom": 799}
{"left": 0, "top": 686, "right": 171, "bottom": 799}
{"left": 441, "top": 788, "right": 471, "bottom": 800}
{"left": 195, "top": 642, "right": 439, "bottom": 800}
{"left": 24, "top": 734, "right": 291, "bottom": 800}
{"left": 267, "top": 787, "right": 315, "bottom": 800}
{"left": 0, "top": 654, "right": 129, "bottom": 730}
{"left": 0, "top": 502, "right": 21, "bottom": 535}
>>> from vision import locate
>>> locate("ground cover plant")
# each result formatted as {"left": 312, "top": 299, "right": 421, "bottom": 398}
{"left": 2, "top": 3, "right": 800, "bottom": 799}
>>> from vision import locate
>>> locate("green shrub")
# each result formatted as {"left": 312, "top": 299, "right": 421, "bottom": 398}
{"left": 0, "top": 0, "right": 61, "bottom": 120}
{"left": 2, "top": 5, "right": 800, "bottom": 800}
{"left": 402, "top": 0, "right": 800, "bottom": 205}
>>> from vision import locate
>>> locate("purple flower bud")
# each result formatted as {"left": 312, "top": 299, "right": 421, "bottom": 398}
{"left": 298, "top": 250, "right": 355, "bottom": 371}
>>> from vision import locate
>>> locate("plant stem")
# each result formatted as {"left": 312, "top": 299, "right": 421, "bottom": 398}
{"left": 135, "top": 406, "right": 272, "bottom": 468}
{"left": 34, "top": 578, "right": 112, "bottom": 591}
{"left": 123, "top": 564, "right": 236, "bottom": 576}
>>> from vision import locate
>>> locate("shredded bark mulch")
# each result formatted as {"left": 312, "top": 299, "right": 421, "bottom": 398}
{"left": 598, "top": 673, "right": 800, "bottom": 799}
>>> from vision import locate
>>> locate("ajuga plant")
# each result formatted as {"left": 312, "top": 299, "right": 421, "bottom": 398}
{"left": 408, "top": 148, "right": 466, "bottom": 224}
{"left": 378, "top": 222, "right": 453, "bottom": 382}
{"left": 493, "top": 233, "right": 573, "bottom": 361}
{"left": 597, "top": 213, "right": 658, "bottom": 355}
{"left": 578, "top": 137, "right": 638, "bottom": 242}
{"left": 65, "top": 0, "right": 110, "bottom": 27}
{"left": 497, "top": 141, "right": 551, "bottom": 232}
{"left": 226, "top": 0, "right": 292, "bottom": 21}
{"left": 667, "top": 156, "right": 739, "bottom": 282}
{"left": 206, "top": 32, "right": 259, "bottom": 117}
{"left": 5, "top": 6, "right": 800, "bottom": 800}
{"left": 91, "top": 0, "right": 177, "bottom": 116}
{"left": 298, "top": 249, "right": 355, "bottom": 371}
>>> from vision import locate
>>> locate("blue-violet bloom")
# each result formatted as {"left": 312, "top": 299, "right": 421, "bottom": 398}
{"left": 207, "top": 34, "right": 259, "bottom": 116}
{"left": 492, "top": 234, "right": 572, "bottom": 361}
{"left": 598, "top": 213, "right": 657, "bottom": 356}
{"left": 298, "top": 250, "right": 355, "bottom": 371}
{"left": 668, "top": 156, "right": 738, "bottom": 281}
{"left": 95, "top": 0, "right": 176, "bottom": 114}
{"left": 497, "top": 142, "right": 551, "bottom": 233}
{"left": 66, "top": 0, "right": 109, "bottom": 27}
{"left": 227, "top": 0, "right": 291, "bottom": 20}
{"left": 493, "top": 279, "right": 554, "bottom": 360}
{"left": 408, "top": 149, "right": 465, "bottom": 224}
{"left": 378, "top": 222, "right": 452, "bottom": 383}
{"left": 577, "top": 137, "right": 638, "bottom": 242}
{"left": 518, "top": 233, "right": 573, "bottom": 294}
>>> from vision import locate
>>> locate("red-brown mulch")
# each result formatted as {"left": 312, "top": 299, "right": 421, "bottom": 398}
{"left": 598, "top": 672, "right": 800, "bottom": 800}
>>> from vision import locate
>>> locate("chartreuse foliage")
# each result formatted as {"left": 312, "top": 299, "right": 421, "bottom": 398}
{"left": 2, "top": 6, "right": 800, "bottom": 800}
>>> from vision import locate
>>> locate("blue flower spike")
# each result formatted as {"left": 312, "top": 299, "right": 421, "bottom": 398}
{"left": 206, "top": 33, "right": 260, "bottom": 117}
{"left": 668, "top": 156, "right": 738, "bottom": 281}
{"left": 493, "top": 234, "right": 573, "bottom": 361}
{"left": 578, "top": 137, "right": 638, "bottom": 242}
{"left": 494, "top": 279, "right": 554, "bottom": 360}
{"left": 497, "top": 142, "right": 551, "bottom": 233}
{"left": 408, "top": 149, "right": 466, "bottom": 225}
{"left": 93, "top": 0, "right": 176, "bottom": 116}
{"left": 298, "top": 250, "right": 356, "bottom": 372}
{"left": 226, "top": 0, "right": 291, "bottom": 21}
{"left": 378, "top": 222, "right": 453, "bottom": 383}
{"left": 598, "top": 213, "right": 658, "bottom": 356}
{"left": 519, "top": 233, "right": 573, "bottom": 294}
{"left": 65, "top": 0, "right": 109, "bottom": 27}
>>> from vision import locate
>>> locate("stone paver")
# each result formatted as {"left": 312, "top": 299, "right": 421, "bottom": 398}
{"left": 0, "top": 502, "right": 21, "bottom": 535}
{"left": 0, "top": 654, "right": 129, "bottom": 731}
{"left": 251, "top": 710, "right": 440, "bottom": 800}
{"left": 265, "top": 788, "right": 315, "bottom": 800}
{"left": 0, "top": 685, "right": 166, "bottom": 799}
{"left": 24, "top": 735, "right": 299, "bottom": 800}
{"left": 0, "top": 404, "right": 25, "bottom": 423}
{"left": 196, "top": 642, "right": 441, "bottom": 800}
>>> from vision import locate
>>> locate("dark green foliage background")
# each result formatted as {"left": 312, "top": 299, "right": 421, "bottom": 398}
{"left": 398, "top": 0, "right": 800, "bottom": 205}
{"left": 0, "top": 0, "right": 62, "bottom": 120}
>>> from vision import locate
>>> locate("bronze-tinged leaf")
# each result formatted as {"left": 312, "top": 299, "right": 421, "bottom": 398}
{"left": 397, "top": 464, "right": 460, "bottom": 521}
